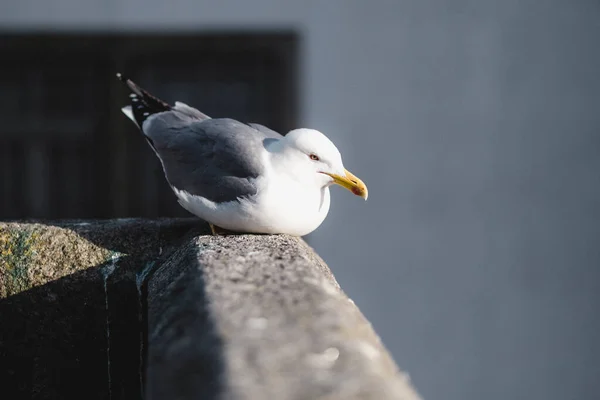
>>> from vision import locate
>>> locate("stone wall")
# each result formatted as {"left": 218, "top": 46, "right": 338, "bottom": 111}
{"left": 0, "top": 220, "right": 420, "bottom": 400}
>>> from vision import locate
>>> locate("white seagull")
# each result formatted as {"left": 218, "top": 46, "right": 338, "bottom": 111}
{"left": 117, "top": 73, "right": 368, "bottom": 236}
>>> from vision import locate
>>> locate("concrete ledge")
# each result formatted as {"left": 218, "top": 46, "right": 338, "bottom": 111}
{"left": 0, "top": 220, "right": 420, "bottom": 400}
{"left": 0, "top": 219, "right": 206, "bottom": 399}
{"left": 147, "top": 234, "right": 419, "bottom": 400}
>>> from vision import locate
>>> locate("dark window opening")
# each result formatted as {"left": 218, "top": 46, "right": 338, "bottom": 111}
{"left": 0, "top": 32, "right": 298, "bottom": 219}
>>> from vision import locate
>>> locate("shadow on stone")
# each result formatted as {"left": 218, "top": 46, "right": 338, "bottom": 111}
{"left": 0, "top": 219, "right": 224, "bottom": 400}
{"left": 2, "top": 221, "right": 420, "bottom": 400}
{"left": 44, "top": 218, "right": 210, "bottom": 257}
{"left": 0, "top": 262, "right": 115, "bottom": 399}
{"left": 146, "top": 246, "right": 225, "bottom": 400}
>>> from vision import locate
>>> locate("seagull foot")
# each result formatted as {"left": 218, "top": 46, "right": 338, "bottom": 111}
{"left": 209, "top": 223, "right": 233, "bottom": 236}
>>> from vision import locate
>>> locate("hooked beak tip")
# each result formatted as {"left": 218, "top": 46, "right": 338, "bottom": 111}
{"left": 323, "top": 169, "right": 368, "bottom": 200}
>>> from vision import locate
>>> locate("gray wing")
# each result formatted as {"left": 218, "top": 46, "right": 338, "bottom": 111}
{"left": 173, "top": 101, "right": 210, "bottom": 120}
{"left": 143, "top": 115, "right": 270, "bottom": 203}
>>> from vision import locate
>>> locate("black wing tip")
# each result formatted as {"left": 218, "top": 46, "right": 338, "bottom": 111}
{"left": 116, "top": 72, "right": 131, "bottom": 83}
{"left": 117, "top": 72, "right": 173, "bottom": 127}
{"left": 116, "top": 72, "right": 139, "bottom": 94}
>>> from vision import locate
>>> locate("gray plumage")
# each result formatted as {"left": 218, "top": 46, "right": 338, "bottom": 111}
{"left": 145, "top": 113, "right": 274, "bottom": 203}
{"left": 173, "top": 101, "right": 211, "bottom": 121}
{"left": 117, "top": 73, "right": 284, "bottom": 204}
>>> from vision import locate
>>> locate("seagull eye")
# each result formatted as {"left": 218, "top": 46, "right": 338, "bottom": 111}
{"left": 309, "top": 154, "right": 320, "bottom": 161}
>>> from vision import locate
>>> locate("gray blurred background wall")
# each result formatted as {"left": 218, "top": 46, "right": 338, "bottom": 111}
{"left": 1, "top": 1, "right": 599, "bottom": 399}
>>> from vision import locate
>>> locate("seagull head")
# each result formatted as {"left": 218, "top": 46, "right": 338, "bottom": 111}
{"left": 281, "top": 128, "right": 368, "bottom": 200}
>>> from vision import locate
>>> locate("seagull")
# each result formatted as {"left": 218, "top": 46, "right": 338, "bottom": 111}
{"left": 116, "top": 73, "right": 368, "bottom": 236}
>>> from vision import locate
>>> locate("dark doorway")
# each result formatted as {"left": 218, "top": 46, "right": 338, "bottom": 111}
{"left": 0, "top": 33, "right": 298, "bottom": 219}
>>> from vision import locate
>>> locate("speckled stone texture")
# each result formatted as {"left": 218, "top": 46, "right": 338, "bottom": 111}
{"left": 0, "top": 219, "right": 207, "bottom": 400}
{"left": 0, "top": 220, "right": 419, "bottom": 400}
{"left": 147, "top": 235, "right": 421, "bottom": 400}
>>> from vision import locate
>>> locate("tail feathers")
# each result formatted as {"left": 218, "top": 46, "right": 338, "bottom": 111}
{"left": 121, "top": 105, "right": 139, "bottom": 128}
{"left": 117, "top": 73, "right": 172, "bottom": 128}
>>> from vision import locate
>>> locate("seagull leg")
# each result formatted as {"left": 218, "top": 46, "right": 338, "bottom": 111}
{"left": 209, "top": 223, "right": 231, "bottom": 236}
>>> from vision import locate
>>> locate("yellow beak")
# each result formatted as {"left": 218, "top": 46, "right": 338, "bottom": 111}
{"left": 322, "top": 169, "right": 368, "bottom": 200}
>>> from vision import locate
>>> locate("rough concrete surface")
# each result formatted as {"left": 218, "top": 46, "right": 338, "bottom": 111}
{"left": 0, "top": 220, "right": 420, "bottom": 400}
{"left": 147, "top": 234, "right": 421, "bottom": 400}
{"left": 0, "top": 219, "right": 206, "bottom": 400}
